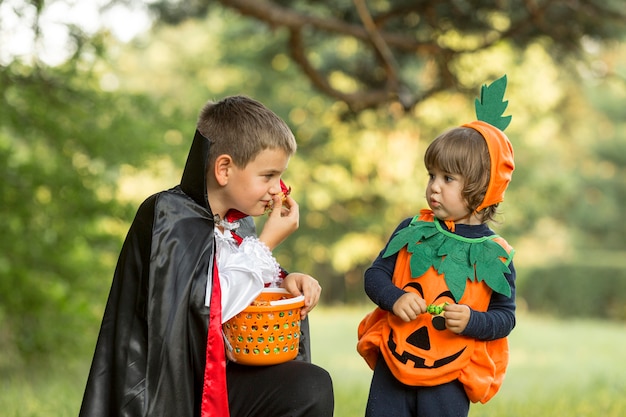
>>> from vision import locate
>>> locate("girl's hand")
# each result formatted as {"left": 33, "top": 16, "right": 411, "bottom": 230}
{"left": 443, "top": 303, "right": 471, "bottom": 334}
{"left": 392, "top": 293, "right": 427, "bottom": 322}
{"left": 281, "top": 272, "right": 321, "bottom": 320}
{"left": 259, "top": 195, "right": 299, "bottom": 250}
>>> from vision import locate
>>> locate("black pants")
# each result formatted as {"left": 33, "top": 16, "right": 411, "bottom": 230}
{"left": 227, "top": 360, "right": 334, "bottom": 417}
{"left": 365, "top": 357, "right": 469, "bottom": 417}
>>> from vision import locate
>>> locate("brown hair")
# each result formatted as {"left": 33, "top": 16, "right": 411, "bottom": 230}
{"left": 424, "top": 127, "right": 498, "bottom": 222}
{"left": 197, "top": 95, "right": 297, "bottom": 168}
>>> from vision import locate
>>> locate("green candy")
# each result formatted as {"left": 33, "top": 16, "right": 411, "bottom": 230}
{"left": 427, "top": 302, "right": 449, "bottom": 315}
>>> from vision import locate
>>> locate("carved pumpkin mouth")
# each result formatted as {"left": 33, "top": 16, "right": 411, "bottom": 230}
{"left": 387, "top": 328, "right": 466, "bottom": 369}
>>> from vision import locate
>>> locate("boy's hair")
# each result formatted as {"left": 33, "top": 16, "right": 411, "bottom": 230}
{"left": 197, "top": 95, "right": 297, "bottom": 168}
{"left": 424, "top": 127, "right": 498, "bottom": 222}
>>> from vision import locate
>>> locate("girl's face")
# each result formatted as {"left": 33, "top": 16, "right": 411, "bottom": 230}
{"left": 426, "top": 167, "right": 480, "bottom": 225}
{"left": 226, "top": 148, "right": 290, "bottom": 217}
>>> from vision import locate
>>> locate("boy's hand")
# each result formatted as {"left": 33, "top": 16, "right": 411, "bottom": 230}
{"left": 392, "top": 293, "right": 427, "bottom": 322}
{"left": 443, "top": 303, "right": 471, "bottom": 334}
{"left": 259, "top": 195, "right": 299, "bottom": 250}
{"left": 281, "top": 272, "right": 321, "bottom": 320}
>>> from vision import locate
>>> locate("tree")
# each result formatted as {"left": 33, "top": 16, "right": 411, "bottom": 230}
{"left": 148, "top": 0, "right": 626, "bottom": 112}
{"left": 0, "top": 56, "right": 184, "bottom": 362}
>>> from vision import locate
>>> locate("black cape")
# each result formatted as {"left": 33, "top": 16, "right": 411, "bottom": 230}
{"left": 79, "top": 130, "right": 310, "bottom": 417}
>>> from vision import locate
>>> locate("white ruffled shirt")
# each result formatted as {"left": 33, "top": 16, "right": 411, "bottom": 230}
{"left": 206, "top": 227, "right": 283, "bottom": 323}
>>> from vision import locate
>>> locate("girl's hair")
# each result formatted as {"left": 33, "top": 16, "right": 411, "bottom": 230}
{"left": 197, "top": 95, "right": 297, "bottom": 167}
{"left": 424, "top": 127, "right": 498, "bottom": 222}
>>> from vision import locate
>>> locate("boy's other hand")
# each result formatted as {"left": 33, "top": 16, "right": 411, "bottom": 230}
{"left": 281, "top": 272, "right": 321, "bottom": 320}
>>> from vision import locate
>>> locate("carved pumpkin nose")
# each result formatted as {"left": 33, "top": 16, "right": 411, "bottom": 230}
{"left": 432, "top": 315, "right": 446, "bottom": 330}
{"left": 406, "top": 326, "right": 430, "bottom": 350}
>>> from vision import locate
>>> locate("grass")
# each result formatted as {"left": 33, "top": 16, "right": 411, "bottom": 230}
{"left": 1, "top": 306, "right": 625, "bottom": 416}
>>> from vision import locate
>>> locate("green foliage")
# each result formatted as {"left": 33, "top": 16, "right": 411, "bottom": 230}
{"left": 115, "top": 5, "right": 626, "bottom": 314}
{"left": 564, "top": 79, "right": 626, "bottom": 250}
{"left": 518, "top": 264, "right": 626, "bottom": 320}
{"left": 149, "top": 0, "right": 626, "bottom": 112}
{"left": 0, "top": 62, "right": 179, "bottom": 361}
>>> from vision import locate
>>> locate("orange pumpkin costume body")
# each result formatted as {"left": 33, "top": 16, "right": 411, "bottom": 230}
{"left": 357, "top": 210, "right": 514, "bottom": 403}
{"left": 358, "top": 114, "right": 516, "bottom": 410}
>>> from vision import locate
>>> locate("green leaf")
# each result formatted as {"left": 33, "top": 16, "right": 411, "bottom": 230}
{"left": 383, "top": 226, "right": 415, "bottom": 257}
{"left": 383, "top": 218, "right": 438, "bottom": 258}
{"left": 410, "top": 245, "right": 433, "bottom": 278}
{"left": 437, "top": 240, "right": 473, "bottom": 301}
{"left": 470, "top": 241, "right": 512, "bottom": 297}
{"left": 475, "top": 75, "right": 512, "bottom": 131}
{"left": 439, "top": 255, "right": 469, "bottom": 301}
{"left": 481, "top": 266, "right": 512, "bottom": 297}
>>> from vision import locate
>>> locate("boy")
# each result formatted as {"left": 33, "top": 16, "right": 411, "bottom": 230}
{"left": 80, "top": 95, "right": 334, "bottom": 417}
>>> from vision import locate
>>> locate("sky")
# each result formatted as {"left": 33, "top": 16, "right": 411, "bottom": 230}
{"left": 0, "top": 0, "right": 153, "bottom": 66}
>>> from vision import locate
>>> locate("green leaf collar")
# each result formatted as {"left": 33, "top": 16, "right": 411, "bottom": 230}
{"left": 383, "top": 217, "right": 513, "bottom": 301}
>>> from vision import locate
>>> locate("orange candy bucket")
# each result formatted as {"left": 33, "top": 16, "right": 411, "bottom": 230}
{"left": 223, "top": 288, "right": 305, "bottom": 365}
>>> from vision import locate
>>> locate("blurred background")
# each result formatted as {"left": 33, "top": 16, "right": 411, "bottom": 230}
{"left": 1, "top": 1, "right": 625, "bottom": 416}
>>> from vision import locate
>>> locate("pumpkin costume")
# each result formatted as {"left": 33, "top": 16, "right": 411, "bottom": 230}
{"left": 357, "top": 76, "right": 516, "bottom": 415}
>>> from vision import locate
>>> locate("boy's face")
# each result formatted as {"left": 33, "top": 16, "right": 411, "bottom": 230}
{"left": 225, "top": 148, "right": 290, "bottom": 217}
{"left": 426, "top": 167, "right": 479, "bottom": 225}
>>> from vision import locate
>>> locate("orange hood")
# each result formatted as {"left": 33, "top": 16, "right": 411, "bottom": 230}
{"left": 462, "top": 120, "right": 515, "bottom": 212}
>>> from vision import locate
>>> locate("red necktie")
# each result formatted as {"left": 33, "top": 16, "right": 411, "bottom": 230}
{"left": 200, "top": 261, "right": 230, "bottom": 417}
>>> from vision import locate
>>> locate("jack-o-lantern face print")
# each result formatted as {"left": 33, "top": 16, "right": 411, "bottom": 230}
{"left": 387, "top": 276, "right": 473, "bottom": 370}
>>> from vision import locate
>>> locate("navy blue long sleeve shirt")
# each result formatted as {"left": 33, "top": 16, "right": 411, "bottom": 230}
{"left": 364, "top": 217, "right": 516, "bottom": 341}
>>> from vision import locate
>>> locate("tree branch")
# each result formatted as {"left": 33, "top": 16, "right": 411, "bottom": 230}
{"left": 217, "top": 0, "right": 441, "bottom": 54}
{"left": 352, "top": 0, "right": 399, "bottom": 91}
{"left": 213, "top": 0, "right": 626, "bottom": 112}
{"left": 288, "top": 29, "right": 391, "bottom": 112}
